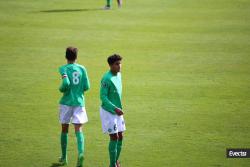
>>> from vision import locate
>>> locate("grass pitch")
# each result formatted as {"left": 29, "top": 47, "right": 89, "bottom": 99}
{"left": 0, "top": 0, "right": 250, "bottom": 166}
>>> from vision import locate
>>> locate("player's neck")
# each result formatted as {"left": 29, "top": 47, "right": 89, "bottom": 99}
{"left": 110, "top": 70, "right": 118, "bottom": 76}
{"left": 67, "top": 60, "right": 76, "bottom": 64}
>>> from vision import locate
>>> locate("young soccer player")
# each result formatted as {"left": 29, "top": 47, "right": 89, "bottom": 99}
{"left": 100, "top": 54, "right": 126, "bottom": 167}
{"left": 58, "top": 47, "right": 90, "bottom": 167}
{"left": 104, "top": 0, "right": 122, "bottom": 10}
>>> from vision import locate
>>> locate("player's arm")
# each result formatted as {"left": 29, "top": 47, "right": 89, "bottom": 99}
{"left": 100, "top": 79, "right": 120, "bottom": 115}
{"left": 59, "top": 67, "right": 70, "bottom": 93}
{"left": 82, "top": 68, "right": 90, "bottom": 92}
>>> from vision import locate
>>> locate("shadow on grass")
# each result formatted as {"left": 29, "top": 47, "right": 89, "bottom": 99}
{"left": 40, "top": 8, "right": 103, "bottom": 13}
{"left": 50, "top": 162, "right": 65, "bottom": 167}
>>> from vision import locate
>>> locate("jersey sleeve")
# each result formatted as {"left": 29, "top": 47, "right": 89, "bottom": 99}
{"left": 100, "top": 79, "right": 117, "bottom": 114}
{"left": 59, "top": 66, "right": 70, "bottom": 93}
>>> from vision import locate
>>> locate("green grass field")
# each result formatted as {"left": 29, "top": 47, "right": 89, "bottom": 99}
{"left": 0, "top": 0, "right": 250, "bottom": 166}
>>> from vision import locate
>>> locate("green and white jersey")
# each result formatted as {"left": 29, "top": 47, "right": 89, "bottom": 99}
{"left": 59, "top": 63, "right": 90, "bottom": 107}
{"left": 100, "top": 71, "right": 122, "bottom": 114}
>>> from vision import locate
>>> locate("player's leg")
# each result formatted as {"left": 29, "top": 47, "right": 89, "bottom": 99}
{"left": 100, "top": 107, "right": 119, "bottom": 167}
{"left": 104, "top": 0, "right": 112, "bottom": 9}
{"left": 74, "top": 124, "right": 84, "bottom": 167}
{"left": 60, "top": 124, "right": 69, "bottom": 165}
{"left": 72, "top": 106, "right": 88, "bottom": 167}
{"left": 107, "top": 0, "right": 111, "bottom": 7}
{"left": 116, "top": 115, "right": 126, "bottom": 166}
{"left": 117, "top": 0, "right": 122, "bottom": 8}
{"left": 109, "top": 133, "right": 118, "bottom": 167}
{"left": 59, "top": 105, "right": 73, "bottom": 165}
{"left": 116, "top": 132, "right": 123, "bottom": 167}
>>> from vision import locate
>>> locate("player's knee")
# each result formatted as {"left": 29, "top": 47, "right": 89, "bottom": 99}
{"left": 109, "top": 133, "right": 118, "bottom": 140}
{"left": 62, "top": 124, "right": 69, "bottom": 133}
{"left": 62, "top": 129, "right": 68, "bottom": 133}
{"left": 74, "top": 124, "right": 82, "bottom": 132}
{"left": 118, "top": 132, "right": 123, "bottom": 140}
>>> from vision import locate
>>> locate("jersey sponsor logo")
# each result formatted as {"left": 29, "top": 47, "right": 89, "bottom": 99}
{"left": 108, "top": 128, "right": 112, "bottom": 133}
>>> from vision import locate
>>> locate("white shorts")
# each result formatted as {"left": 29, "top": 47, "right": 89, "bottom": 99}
{"left": 100, "top": 107, "right": 126, "bottom": 134}
{"left": 59, "top": 104, "right": 88, "bottom": 124}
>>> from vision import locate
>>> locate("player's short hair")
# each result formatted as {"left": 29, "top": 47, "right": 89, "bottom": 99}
{"left": 66, "top": 47, "right": 78, "bottom": 61}
{"left": 107, "top": 54, "right": 122, "bottom": 65}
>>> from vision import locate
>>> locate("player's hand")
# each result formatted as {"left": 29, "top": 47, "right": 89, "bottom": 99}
{"left": 115, "top": 108, "right": 123, "bottom": 116}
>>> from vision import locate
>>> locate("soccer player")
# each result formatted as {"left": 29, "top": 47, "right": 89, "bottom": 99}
{"left": 104, "top": 0, "right": 122, "bottom": 10}
{"left": 58, "top": 47, "right": 90, "bottom": 167}
{"left": 100, "top": 54, "right": 126, "bottom": 167}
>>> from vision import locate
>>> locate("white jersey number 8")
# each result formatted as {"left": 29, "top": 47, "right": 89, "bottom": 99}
{"left": 72, "top": 71, "right": 80, "bottom": 85}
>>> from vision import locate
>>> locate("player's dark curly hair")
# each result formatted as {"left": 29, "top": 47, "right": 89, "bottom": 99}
{"left": 107, "top": 54, "right": 122, "bottom": 65}
{"left": 66, "top": 47, "right": 78, "bottom": 61}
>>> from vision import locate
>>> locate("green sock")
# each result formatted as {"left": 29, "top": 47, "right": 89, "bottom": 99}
{"left": 109, "top": 140, "right": 118, "bottom": 167}
{"left": 107, "top": 0, "right": 111, "bottom": 7}
{"left": 75, "top": 131, "right": 85, "bottom": 156}
{"left": 61, "top": 132, "right": 68, "bottom": 160}
{"left": 116, "top": 140, "right": 123, "bottom": 161}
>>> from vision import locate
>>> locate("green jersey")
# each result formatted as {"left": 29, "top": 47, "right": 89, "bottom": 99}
{"left": 100, "top": 71, "right": 122, "bottom": 114}
{"left": 59, "top": 63, "right": 90, "bottom": 107}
